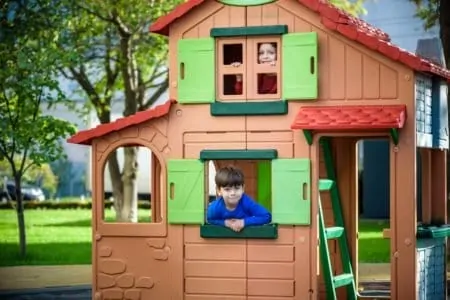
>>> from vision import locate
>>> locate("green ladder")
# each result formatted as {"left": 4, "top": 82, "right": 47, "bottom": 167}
{"left": 318, "top": 138, "right": 357, "bottom": 300}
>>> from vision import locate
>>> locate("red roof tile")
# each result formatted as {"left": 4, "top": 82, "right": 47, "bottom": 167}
{"left": 149, "top": 0, "right": 206, "bottom": 36}
{"left": 149, "top": 0, "right": 450, "bottom": 81}
{"left": 290, "top": 105, "right": 407, "bottom": 130}
{"left": 67, "top": 99, "right": 176, "bottom": 145}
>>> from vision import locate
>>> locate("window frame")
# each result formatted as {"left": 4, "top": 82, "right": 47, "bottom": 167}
{"left": 199, "top": 149, "right": 279, "bottom": 239}
{"left": 217, "top": 38, "right": 247, "bottom": 101}
{"left": 96, "top": 143, "right": 167, "bottom": 238}
{"left": 247, "top": 36, "right": 282, "bottom": 100}
{"left": 201, "top": 158, "right": 278, "bottom": 240}
{"left": 216, "top": 36, "right": 282, "bottom": 102}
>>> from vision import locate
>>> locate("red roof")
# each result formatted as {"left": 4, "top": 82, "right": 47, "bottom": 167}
{"left": 149, "top": 0, "right": 450, "bottom": 81}
{"left": 290, "top": 105, "right": 407, "bottom": 130}
{"left": 67, "top": 99, "right": 176, "bottom": 145}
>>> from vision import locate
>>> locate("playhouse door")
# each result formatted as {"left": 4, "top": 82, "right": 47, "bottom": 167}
{"left": 93, "top": 153, "right": 171, "bottom": 299}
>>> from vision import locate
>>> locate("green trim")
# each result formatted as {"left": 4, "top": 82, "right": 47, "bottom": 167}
{"left": 417, "top": 225, "right": 450, "bottom": 239}
{"left": 211, "top": 25, "right": 288, "bottom": 37}
{"left": 200, "top": 224, "right": 278, "bottom": 239}
{"left": 390, "top": 128, "right": 399, "bottom": 145}
{"left": 217, "top": 0, "right": 276, "bottom": 6}
{"left": 320, "top": 137, "right": 357, "bottom": 299}
{"left": 303, "top": 130, "right": 313, "bottom": 145}
{"left": 200, "top": 149, "right": 278, "bottom": 161}
{"left": 257, "top": 161, "right": 272, "bottom": 211}
{"left": 210, "top": 100, "right": 288, "bottom": 116}
{"left": 318, "top": 179, "right": 334, "bottom": 192}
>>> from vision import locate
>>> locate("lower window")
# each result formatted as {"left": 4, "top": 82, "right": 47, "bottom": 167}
{"left": 166, "top": 151, "right": 311, "bottom": 239}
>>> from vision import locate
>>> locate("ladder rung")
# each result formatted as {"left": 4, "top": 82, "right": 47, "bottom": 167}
{"left": 325, "top": 226, "right": 344, "bottom": 239}
{"left": 319, "top": 179, "right": 334, "bottom": 191}
{"left": 333, "top": 273, "right": 354, "bottom": 288}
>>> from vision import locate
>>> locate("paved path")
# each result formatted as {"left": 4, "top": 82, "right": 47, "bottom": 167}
{"left": 0, "top": 285, "right": 91, "bottom": 300}
{"left": 0, "top": 264, "right": 447, "bottom": 299}
{"left": 0, "top": 264, "right": 391, "bottom": 290}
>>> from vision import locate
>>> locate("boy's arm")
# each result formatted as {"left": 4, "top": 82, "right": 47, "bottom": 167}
{"left": 242, "top": 196, "right": 272, "bottom": 226}
{"left": 206, "top": 202, "right": 225, "bottom": 226}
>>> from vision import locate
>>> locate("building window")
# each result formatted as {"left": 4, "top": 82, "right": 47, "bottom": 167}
{"left": 217, "top": 36, "right": 281, "bottom": 101}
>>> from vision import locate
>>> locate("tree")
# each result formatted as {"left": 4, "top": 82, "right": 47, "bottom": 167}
{"left": 410, "top": 0, "right": 450, "bottom": 219}
{"left": 56, "top": 0, "right": 183, "bottom": 222}
{"left": 0, "top": 0, "right": 76, "bottom": 257}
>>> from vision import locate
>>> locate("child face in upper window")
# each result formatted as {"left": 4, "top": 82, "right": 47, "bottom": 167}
{"left": 258, "top": 43, "right": 277, "bottom": 65}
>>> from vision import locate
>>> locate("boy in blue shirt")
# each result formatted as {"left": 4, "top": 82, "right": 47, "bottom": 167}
{"left": 207, "top": 165, "right": 272, "bottom": 232}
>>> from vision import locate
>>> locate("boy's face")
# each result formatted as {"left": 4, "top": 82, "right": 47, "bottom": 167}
{"left": 217, "top": 184, "right": 244, "bottom": 207}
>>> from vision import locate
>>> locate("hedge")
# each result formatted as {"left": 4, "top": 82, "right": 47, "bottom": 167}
{"left": 0, "top": 200, "right": 151, "bottom": 210}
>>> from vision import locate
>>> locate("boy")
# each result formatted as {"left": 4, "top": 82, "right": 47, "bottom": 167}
{"left": 207, "top": 166, "right": 272, "bottom": 232}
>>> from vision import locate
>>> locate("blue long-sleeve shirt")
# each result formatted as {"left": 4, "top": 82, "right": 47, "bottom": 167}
{"left": 206, "top": 193, "right": 272, "bottom": 227}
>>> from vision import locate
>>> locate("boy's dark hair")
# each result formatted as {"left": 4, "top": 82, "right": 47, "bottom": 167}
{"left": 215, "top": 165, "right": 244, "bottom": 188}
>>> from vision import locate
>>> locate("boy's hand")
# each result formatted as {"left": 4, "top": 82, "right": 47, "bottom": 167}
{"left": 225, "top": 219, "right": 236, "bottom": 229}
{"left": 231, "top": 219, "right": 245, "bottom": 232}
{"left": 231, "top": 62, "right": 241, "bottom": 67}
{"left": 224, "top": 219, "right": 245, "bottom": 232}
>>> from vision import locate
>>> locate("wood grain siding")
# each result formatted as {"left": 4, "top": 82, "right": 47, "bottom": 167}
{"left": 184, "top": 226, "right": 248, "bottom": 298}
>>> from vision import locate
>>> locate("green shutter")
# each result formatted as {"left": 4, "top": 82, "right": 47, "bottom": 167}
{"left": 282, "top": 32, "right": 318, "bottom": 100}
{"left": 272, "top": 158, "right": 310, "bottom": 225}
{"left": 167, "top": 159, "right": 205, "bottom": 224}
{"left": 177, "top": 38, "right": 215, "bottom": 104}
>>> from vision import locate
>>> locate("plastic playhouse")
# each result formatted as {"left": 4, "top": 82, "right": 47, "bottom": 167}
{"left": 68, "top": 0, "right": 450, "bottom": 299}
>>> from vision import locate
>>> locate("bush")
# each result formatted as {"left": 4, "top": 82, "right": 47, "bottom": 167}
{"left": 0, "top": 200, "right": 150, "bottom": 210}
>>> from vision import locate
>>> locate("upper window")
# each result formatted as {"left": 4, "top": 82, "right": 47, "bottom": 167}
{"left": 217, "top": 36, "right": 281, "bottom": 101}
{"left": 176, "top": 29, "right": 318, "bottom": 105}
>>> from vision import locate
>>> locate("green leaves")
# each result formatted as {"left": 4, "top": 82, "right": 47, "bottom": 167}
{"left": 409, "top": 0, "right": 439, "bottom": 30}
{"left": 0, "top": 0, "right": 76, "bottom": 181}
{"left": 330, "top": 0, "right": 368, "bottom": 16}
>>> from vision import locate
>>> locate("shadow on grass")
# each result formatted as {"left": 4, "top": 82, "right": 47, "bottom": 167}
{"left": 40, "top": 217, "right": 151, "bottom": 227}
{"left": 0, "top": 242, "right": 92, "bottom": 267}
{"left": 358, "top": 236, "right": 390, "bottom": 263}
{"left": 40, "top": 219, "right": 92, "bottom": 227}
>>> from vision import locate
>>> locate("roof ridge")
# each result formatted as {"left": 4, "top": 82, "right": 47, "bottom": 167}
{"left": 148, "top": 0, "right": 449, "bottom": 80}
{"left": 67, "top": 99, "right": 176, "bottom": 145}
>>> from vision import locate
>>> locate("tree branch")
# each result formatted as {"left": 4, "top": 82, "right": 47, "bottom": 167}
{"left": 110, "top": 9, "right": 132, "bottom": 37}
{"left": 76, "top": 3, "right": 113, "bottom": 23}
{"left": 58, "top": 68, "right": 75, "bottom": 81}
{"left": 141, "top": 77, "right": 169, "bottom": 111}
{"left": 103, "top": 28, "right": 119, "bottom": 101}
{"left": 118, "top": 33, "right": 138, "bottom": 117}
{"left": 68, "top": 66, "right": 101, "bottom": 107}
{"left": 0, "top": 139, "right": 11, "bottom": 162}
{"left": 22, "top": 161, "right": 35, "bottom": 175}
{"left": 143, "top": 66, "right": 168, "bottom": 87}
{"left": 19, "top": 78, "right": 44, "bottom": 175}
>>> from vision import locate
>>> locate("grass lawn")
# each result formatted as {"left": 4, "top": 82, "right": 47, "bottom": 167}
{"left": 357, "top": 219, "right": 390, "bottom": 263}
{"left": 0, "top": 210, "right": 390, "bottom": 266}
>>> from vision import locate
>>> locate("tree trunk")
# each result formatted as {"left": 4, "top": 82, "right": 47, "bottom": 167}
{"left": 14, "top": 176, "right": 26, "bottom": 257}
{"left": 440, "top": 0, "right": 450, "bottom": 222}
{"left": 107, "top": 150, "right": 125, "bottom": 221}
{"left": 107, "top": 147, "right": 139, "bottom": 222}
{"left": 120, "top": 146, "right": 139, "bottom": 222}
